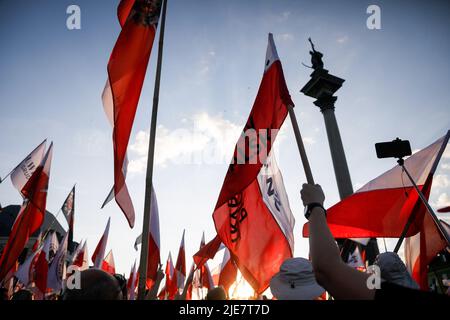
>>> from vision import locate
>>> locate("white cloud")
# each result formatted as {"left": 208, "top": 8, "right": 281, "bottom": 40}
{"left": 128, "top": 113, "right": 243, "bottom": 171}
{"left": 441, "top": 163, "right": 450, "bottom": 171}
{"left": 277, "top": 33, "right": 294, "bottom": 42}
{"left": 443, "top": 146, "right": 450, "bottom": 159}
{"left": 435, "top": 193, "right": 450, "bottom": 208}
{"left": 434, "top": 174, "right": 450, "bottom": 188}
{"left": 336, "top": 35, "right": 349, "bottom": 44}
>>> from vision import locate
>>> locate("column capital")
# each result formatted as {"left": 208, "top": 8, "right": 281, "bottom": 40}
{"left": 314, "top": 95, "right": 337, "bottom": 112}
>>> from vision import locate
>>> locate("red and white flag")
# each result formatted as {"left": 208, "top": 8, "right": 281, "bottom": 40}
{"left": 133, "top": 187, "right": 160, "bottom": 288}
{"left": 405, "top": 215, "right": 449, "bottom": 290}
{"left": 34, "top": 250, "right": 49, "bottom": 294}
{"left": 303, "top": 132, "right": 450, "bottom": 239}
{"left": 47, "top": 231, "right": 69, "bottom": 292}
{"left": 0, "top": 143, "right": 53, "bottom": 281}
{"left": 197, "top": 233, "right": 214, "bottom": 290}
{"left": 212, "top": 34, "right": 294, "bottom": 293}
{"left": 174, "top": 230, "right": 186, "bottom": 292}
{"left": 164, "top": 251, "right": 176, "bottom": 299}
{"left": 7, "top": 139, "right": 47, "bottom": 193}
{"left": 15, "top": 248, "right": 42, "bottom": 287}
{"left": 127, "top": 260, "right": 138, "bottom": 300}
{"left": 101, "top": 0, "right": 163, "bottom": 228}
{"left": 218, "top": 247, "right": 238, "bottom": 294}
{"left": 101, "top": 250, "right": 116, "bottom": 275}
{"left": 92, "top": 218, "right": 111, "bottom": 269}
{"left": 71, "top": 240, "right": 89, "bottom": 271}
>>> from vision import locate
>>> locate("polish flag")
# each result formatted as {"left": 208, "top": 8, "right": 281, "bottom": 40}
{"left": 198, "top": 233, "right": 214, "bottom": 290}
{"left": 174, "top": 231, "right": 186, "bottom": 292}
{"left": 34, "top": 250, "right": 49, "bottom": 294}
{"left": 303, "top": 131, "right": 450, "bottom": 238}
{"left": 101, "top": 250, "right": 116, "bottom": 275}
{"left": 15, "top": 248, "right": 42, "bottom": 287}
{"left": 218, "top": 247, "right": 238, "bottom": 294}
{"left": 134, "top": 187, "right": 160, "bottom": 288}
{"left": 92, "top": 218, "right": 111, "bottom": 269}
{"left": 101, "top": 0, "right": 163, "bottom": 228}
{"left": 212, "top": 34, "right": 294, "bottom": 294}
{"left": 127, "top": 260, "right": 138, "bottom": 300}
{"left": 405, "top": 213, "right": 449, "bottom": 290}
{"left": 165, "top": 252, "right": 176, "bottom": 299}
{"left": 193, "top": 234, "right": 222, "bottom": 268}
{"left": 7, "top": 139, "right": 47, "bottom": 193}
{"left": 0, "top": 143, "right": 53, "bottom": 281}
{"left": 72, "top": 241, "right": 89, "bottom": 271}
{"left": 47, "top": 231, "right": 69, "bottom": 291}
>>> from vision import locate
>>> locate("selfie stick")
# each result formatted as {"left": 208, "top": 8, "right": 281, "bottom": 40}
{"left": 394, "top": 154, "right": 450, "bottom": 252}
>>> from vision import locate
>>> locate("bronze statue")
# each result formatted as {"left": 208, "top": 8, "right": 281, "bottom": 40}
{"left": 308, "top": 37, "right": 324, "bottom": 70}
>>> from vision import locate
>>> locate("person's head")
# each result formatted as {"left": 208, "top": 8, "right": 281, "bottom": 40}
{"left": 62, "top": 269, "right": 124, "bottom": 300}
{"left": 0, "top": 288, "right": 9, "bottom": 300}
{"left": 206, "top": 286, "right": 227, "bottom": 300}
{"left": 374, "top": 252, "right": 419, "bottom": 289}
{"left": 270, "top": 257, "right": 325, "bottom": 300}
{"left": 11, "top": 289, "right": 33, "bottom": 301}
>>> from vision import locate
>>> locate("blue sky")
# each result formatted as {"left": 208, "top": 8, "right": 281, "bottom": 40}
{"left": 1, "top": 0, "right": 450, "bottom": 275}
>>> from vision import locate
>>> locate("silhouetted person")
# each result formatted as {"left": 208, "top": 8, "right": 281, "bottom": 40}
{"left": 62, "top": 269, "right": 123, "bottom": 300}
{"left": 206, "top": 286, "right": 227, "bottom": 300}
{"left": 11, "top": 289, "right": 33, "bottom": 300}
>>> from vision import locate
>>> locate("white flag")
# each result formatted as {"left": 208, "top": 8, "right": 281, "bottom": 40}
{"left": 9, "top": 139, "right": 47, "bottom": 194}
{"left": 47, "top": 231, "right": 69, "bottom": 291}
{"left": 257, "top": 152, "right": 296, "bottom": 253}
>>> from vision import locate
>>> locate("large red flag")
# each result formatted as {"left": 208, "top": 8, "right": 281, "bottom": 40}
{"left": 212, "top": 34, "right": 294, "bottom": 293}
{"left": 303, "top": 132, "right": 450, "bottom": 238}
{"left": 101, "top": 0, "right": 163, "bottom": 228}
{"left": 0, "top": 143, "right": 53, "bottom": 281}
{"left": 92, "top": 218, "right": 111, "bottom": 268}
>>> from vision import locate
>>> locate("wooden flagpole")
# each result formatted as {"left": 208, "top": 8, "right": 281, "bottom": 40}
{"left": 287, "top": 105, "right": 315, "bottom": 184}
{"left": 137, "top": 0, "right": 168, "bottom": 300}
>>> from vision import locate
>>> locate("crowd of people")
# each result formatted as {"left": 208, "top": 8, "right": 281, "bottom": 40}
{"left": 1, "top": 184, "right": 448, "bottom": 301}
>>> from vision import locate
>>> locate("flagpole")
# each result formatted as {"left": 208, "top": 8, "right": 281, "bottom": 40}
{"left": 394, "top": 130, "right": 450, "bottom": 252}
{"left": 137, "top": 0, "right": 168, "bottom": 300}
{"left": 287, "top": 105, "right": 315, "bottom": 184}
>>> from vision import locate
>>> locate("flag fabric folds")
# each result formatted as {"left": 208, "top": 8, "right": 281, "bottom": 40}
{"left": 303, "top": 132, "right": 450, "bottom": 238}
{"left": 71, "top": 241, "right": 89, "bottom": 271}
{"left": 101, "top": 250, "right": 116, "bottom": 275}
{"left": 0, "top": 143, "right": 54, "bottom": 281}
{"left": 134, "top": 187, "right": 160, "bottom": 288}
{"left": 101, "top": 0, "right": 163, "bottom": 228}
{"left": 213, "top": 34, "right": 294, "bottom": 294}
{"left": 61, "top": 185, "right": 75, "bottom": 245}
{"left": 47, "top": 231, "right": 69, "bottom": 291}
{"left": 92, "top": 218, "right": 111, "bottom": 268}
{"left": 174, "top": 231, "right": 186, "bottom": 292}
{"left": 218, "top": 247, "right": 238, "bottom": 294}
{"left": 127, "top": 260, "right": 138, "bottom": 300}
{"left": 8, "top": 139, "right": 47, "bottom": 193}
